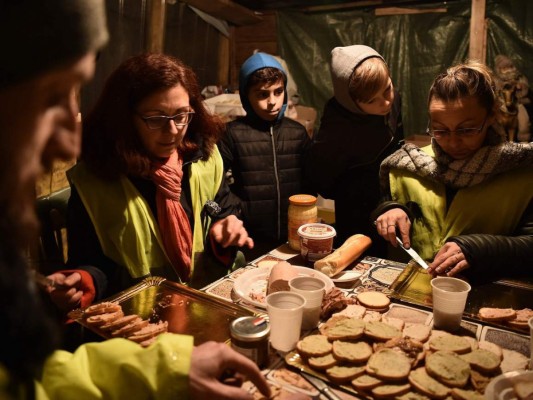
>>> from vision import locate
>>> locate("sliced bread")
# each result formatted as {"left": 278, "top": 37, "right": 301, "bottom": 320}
{"left": 326, "top": 365, "right": 366, "bottom": 384}
{"left": 351, "top": 374, "right": 382, "bottom": 391}
{"left": 332, "top": 340, "right": 373, "bottom": 363}
{"left": 357, "top": 291, "right": 390, "bottom": 309}
{"left": 325, "top": 318, "right": 366, "bottom": 341}
{"left": 307, "top": 353, "right": 338, "bottom": 370}
{"left": 450, "top": 388, "right": 485, "bottom": 400}
{"left": 296, "top": 334, "right": 332, "bottom": 358}
{"left": 428, "top": 334, "right": 471, "bottom": 354}
{"left": 366, "top": 348, "right": 412, "bottom": 381}
{"left": 381, "top": 316, "right": 405, "bottom": 331}
{"left": 425, "top": 351, "right": 471, "bottom": 388}
{"left": 371, "top": 383, "right": 411, "bottom": 399}
{"left": 403, "top": 323, "right": 431, "bottom": 343}
{"left": 459, "top": 348, "right": 501, "bottom": 374}
{"left": 477, "top": 340, "right": 503, "bottom": 361}
{"left": 364, "top": 321, "right": 402, "bottom": 342}
{"left": 478, "top": 307, "right": 516, "bottom": 322}
{"left": 408, "top": 367, "right": 450, "bottom": 399}
{"left": 332, "top": 304, "right": 366, "bottom": 319}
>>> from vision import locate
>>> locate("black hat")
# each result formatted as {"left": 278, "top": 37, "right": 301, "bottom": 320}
{"left": 0, "top": 0, "right": 108, "bottom": 89}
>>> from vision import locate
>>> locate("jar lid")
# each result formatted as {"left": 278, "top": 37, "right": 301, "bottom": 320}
{"left": 230, "top": 316, "right": 270, "bottom": 342}
{"left": 297, "top": 223, "right": 336, "bottom": 239}
{"left": 289, "top": 194, "right": 317, "bottom": 206}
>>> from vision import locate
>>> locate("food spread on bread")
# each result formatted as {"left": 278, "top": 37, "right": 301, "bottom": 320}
{"left": 82, "top": 301, "right": 168, "bottom": 347}
{"left": 478, "top": 307, "right": 533, "bottom": 331}
{"left": 289, "top": 296, "right": 531, "bottom": 399}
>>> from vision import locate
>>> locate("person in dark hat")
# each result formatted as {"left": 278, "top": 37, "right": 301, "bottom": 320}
{"left": 0, "top": 1, "right": 273, "bottom": 398}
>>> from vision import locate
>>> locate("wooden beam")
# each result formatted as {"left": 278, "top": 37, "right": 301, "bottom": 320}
{"left": 218, "top": 34, "right": 230, "bottom": 86}
{"left": 180, "top": 0, "right": 262, "bottom": 26}
{"left": 375, "top": 7, "right": 447, "bottom": 16}
{"left": 147, "top": 0, "right": 166, "bottom": 53}
{"left": 301, "top": 1, "right": 383, "bottom": 12}
{"left": 469, "top": 0, "right": 486, "bottom": 62}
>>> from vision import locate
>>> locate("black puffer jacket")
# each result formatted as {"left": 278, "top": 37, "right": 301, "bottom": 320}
{"left": 219, "top": 117, "right": 312, "bottom": 252}
{"left": 306, "top": 93, "right": 403, "bottom": 254}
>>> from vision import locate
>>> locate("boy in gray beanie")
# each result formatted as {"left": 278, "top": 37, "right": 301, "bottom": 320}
{"left": 305, "top": 45, "right": 404, "bottom": 256}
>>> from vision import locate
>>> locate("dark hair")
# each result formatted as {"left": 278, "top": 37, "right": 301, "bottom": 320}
{"left": 246, "top": 67, "right": 285, "bottom": 94}
{"left": 349, "top": 57, "right": 390, "bottom": 103}
{"left": 82, "top": 53, "right": 224, "bottom": 179}
{"left": 428, "top": 61, "right": 497, "bottom": 113}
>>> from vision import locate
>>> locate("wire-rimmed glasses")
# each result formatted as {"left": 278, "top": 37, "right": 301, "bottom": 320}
{"left": 426, "top": 115, "right": 487, "bottom": 139}
{"left": 137, "top": 111, "right": 194, "bottom": 130}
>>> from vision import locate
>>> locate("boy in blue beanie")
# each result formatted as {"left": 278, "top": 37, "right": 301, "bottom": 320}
{"left": 219, "top": 52, "right": 312, "bottom": 259}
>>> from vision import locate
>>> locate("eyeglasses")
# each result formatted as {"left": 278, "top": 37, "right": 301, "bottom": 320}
{"left": 426, "top": 116, "right": 487, "bottom": 139}
{"left": 137, "top": 111, "right": 194, "bottom": 130}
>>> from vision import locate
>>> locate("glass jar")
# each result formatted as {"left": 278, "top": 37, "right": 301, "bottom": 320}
{"left": 288, "top": 194, "right": 318, "bottom": 251}
{"left": 230, "top": 316, "right": 270, "bottom": 368}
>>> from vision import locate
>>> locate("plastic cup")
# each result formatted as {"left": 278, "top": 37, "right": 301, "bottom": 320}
{"left": 289, "top": 276, "right": 326, "bottom": 330}
{"left": 529, "top": 317, "right": 533, "bottom": 369}
{"left": 266, "top": 292, "right": 306, "bottom": 352}
{"left": 431, "top": 277, "right": 471, "bottom": 332}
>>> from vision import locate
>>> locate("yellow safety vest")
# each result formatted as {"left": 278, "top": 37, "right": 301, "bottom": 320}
{"left": 389, "top": 146, "right": 533, "bottom": 261}
{"left": 67, "top": 146, "right": 224, "bottom": 284}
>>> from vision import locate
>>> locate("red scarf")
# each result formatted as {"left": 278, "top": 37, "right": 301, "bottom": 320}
{"left": 150, "top": 151, "right": 193, "bottom": 281}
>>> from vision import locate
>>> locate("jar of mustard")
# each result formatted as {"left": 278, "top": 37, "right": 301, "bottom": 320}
{"left": 288, "top": 194, "right": 318, "bottom": 251}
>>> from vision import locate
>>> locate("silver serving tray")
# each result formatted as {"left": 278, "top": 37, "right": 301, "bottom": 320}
{"left": 69, "top": 276, "right": 261, "bottom": 345}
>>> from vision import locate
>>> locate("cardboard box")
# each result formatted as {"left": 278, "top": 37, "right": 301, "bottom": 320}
{"left": 289, "top": 105, "right": 317, "bottom": 137}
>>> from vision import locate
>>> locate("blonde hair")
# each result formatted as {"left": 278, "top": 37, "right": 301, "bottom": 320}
{"left": 428, "top": 61, "right": 497, "bottom": 113}
{"left": 348, "top": 57, "right": 390, "bottom": 103}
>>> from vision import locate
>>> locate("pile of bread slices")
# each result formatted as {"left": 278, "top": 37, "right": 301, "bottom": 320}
{"left": 294, "top": 300, "right": 531, "bottom": 399}
{"left": 479, "top": 307, "right": 533, "bottom": 331}
{"left": 81, "top": 301, "right": 168, "bottom": 347}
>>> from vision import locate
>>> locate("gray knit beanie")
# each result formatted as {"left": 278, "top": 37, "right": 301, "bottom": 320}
{"left": 0, "top": 0, "right": 108, "bottom": 89}
{"left": 330, "top": 45, "right": 384, "bottom": 114}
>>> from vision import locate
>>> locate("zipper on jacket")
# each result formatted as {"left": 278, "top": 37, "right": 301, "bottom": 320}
{"left": 270, "top": 125, "right": 281, "bottom": 240}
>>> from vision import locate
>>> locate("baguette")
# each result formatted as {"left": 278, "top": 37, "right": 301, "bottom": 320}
{"left": 314, "top": 234, "right": 372, "bottom": 277}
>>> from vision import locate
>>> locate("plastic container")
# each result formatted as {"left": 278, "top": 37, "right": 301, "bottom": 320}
{"left": 230, "top": 316, "right": 270, "bottom": 368}
{"left": 297, "top": 223, "right": 336, "bottom": 263}
{"left": 288, "top": 194, "right": 317, "bottom": 251}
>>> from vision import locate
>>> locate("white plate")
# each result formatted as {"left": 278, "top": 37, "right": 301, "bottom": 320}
{"left": 485, "top": 370, "right": 533, "bottom": 400}
{"left": 233, "top": 265, "right": 334, "bottom": 309}
{"left": 331, "top": 270, "right": 362, "bottom": 283}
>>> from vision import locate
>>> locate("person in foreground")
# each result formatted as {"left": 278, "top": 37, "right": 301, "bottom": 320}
{"left": 219, "top": 52, "right": 312, "bottom": 259}
{"left": 305, "top": 45, "right": 403, "bottom": 256}
{"left": 48, "top": 53, "right": 255, "bottom": 311}
{"left": 0, "top": 1, "right": 271, "bottom": 399}
{"left": 373, "top": 61, "right": 533, "bottom": 284}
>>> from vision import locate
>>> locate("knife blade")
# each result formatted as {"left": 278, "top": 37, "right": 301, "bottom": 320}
{"left": 396, "top": 236, "right": 430, "bottom": 270}
{"left": 300, "top": 371, "right": 342, "bottom": 400}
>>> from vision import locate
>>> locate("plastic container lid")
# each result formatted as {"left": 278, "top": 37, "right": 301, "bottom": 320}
{"left": 289, "top": 194, "right": 317, "bottom": 206}
{"left": 297, "top": 223, "right": 336, "bottom": 239}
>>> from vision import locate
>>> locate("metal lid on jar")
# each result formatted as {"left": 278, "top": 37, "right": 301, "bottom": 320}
{"left": 289, "top": 194, "right": 317, "bottom": 206}
{"left": 230, "top": 316, "right": 270, "bottom": 342}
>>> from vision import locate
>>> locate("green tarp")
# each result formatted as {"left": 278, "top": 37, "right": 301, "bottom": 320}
{"left": 277, "top": 0, "right": 532, "bottom": 136}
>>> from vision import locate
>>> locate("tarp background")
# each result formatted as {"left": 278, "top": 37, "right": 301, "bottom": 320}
{"left": 277, "top": 0, "right": 532, "bottom": 137}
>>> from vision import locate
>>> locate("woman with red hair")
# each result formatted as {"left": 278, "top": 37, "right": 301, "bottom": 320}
{"left": 48, "top": 53, "right": 253, "bottom": 311}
